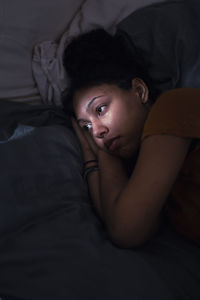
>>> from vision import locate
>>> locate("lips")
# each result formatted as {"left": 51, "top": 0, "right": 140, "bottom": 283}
{"left": 105, "top": 137, "right": 120, "bottom": 151}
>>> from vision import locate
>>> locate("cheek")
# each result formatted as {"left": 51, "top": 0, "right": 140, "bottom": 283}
{"left": 114, "top": 105, "right": 134, "bottom": 131}
{"left": 92, "top": 136, "right": 105, "bottom": 151}
{"left": 104, "top": 110, "right": 116, "bottom": 128}
{"left": 105, "top": 105, "right": 126, "bottom": 129}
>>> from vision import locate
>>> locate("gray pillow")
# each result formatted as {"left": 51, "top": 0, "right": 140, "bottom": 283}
{"left": 116, "top": 0, "right": 200, "bottom": 95}
{"left": 0, "top": 100, "right": 89, "bottom": 237}
{"left": 0, "top": 0, "right": 83, "bottom": 104}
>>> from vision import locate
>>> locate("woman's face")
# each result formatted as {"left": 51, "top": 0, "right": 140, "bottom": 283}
{"left": 73, "top": 78, "right": 150, "bottom": 159}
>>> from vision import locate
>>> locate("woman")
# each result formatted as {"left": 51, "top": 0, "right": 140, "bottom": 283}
{"left": 62, "top": 29, "right": 200, "bottom": 248}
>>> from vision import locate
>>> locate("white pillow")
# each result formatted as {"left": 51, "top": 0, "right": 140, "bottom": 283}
{"left": 0, "top": 0, "right": 83, "bottom": 104}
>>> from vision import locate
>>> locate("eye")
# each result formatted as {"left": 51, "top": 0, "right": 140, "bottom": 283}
{"left": 82, "top": 123, "right": 92, "bottom": 131}
{"left": 96, "top": 105, "right": 107, "bottom": 115}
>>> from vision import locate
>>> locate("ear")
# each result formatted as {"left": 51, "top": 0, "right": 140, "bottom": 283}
{"left": 131, "top": 78, "right": 149, "bottom": 104}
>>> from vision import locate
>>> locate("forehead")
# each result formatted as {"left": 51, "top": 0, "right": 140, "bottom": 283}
{"left": 74, "top": 85, "right": 110, "bottom": 104}
{"left": 73, "top": 84, "right": 115, "bottom": 114}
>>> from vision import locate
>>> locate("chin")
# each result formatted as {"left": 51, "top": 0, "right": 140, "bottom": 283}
{"left": 111, "top": 148, "right": 134, "bottom": 160}
{"left": 119, "top": 144, "right": 138, "bottom": 159}
{"left": 105, "top": 141, "right": 139, "bottom": 159}
{"left": 121, "top": 152, "right": 134, "bottom": 159}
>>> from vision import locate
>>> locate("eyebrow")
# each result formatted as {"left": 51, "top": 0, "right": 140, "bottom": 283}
{"left": 77, "top": 95, "right": 105, "bottom": 124}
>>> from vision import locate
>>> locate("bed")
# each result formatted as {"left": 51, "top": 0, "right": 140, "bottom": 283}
{"left": 0, "top": 0, "right": 200, "bottom": 299}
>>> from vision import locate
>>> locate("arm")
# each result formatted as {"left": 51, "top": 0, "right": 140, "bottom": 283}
{"left": 71, "top": 118, "right": 103, "bottom": 217}
{"left": 72, "top": 118, "right": 192, "bottom": 248}
{"left": 98, "top": 134, "right": 192, "bottom": 248}
{"left": 82, "top": 149, "right": 103, "bottom": 219}
{"left": 97, "top": 150, "right": 129, "bottom": 220}
{"left": 71, "top": 117, "right": 128, "bottom": 220}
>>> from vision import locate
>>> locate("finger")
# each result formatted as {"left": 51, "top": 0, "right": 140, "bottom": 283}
{"left": 71, "top": 117, "right": 100, "bottom": 154}
{"left": 71, "top": 117, "right": 84, "bottom": 138}
{"left": 84, "top": 131, "right": 99, "bottom": 153}
{"left": 71, "top": 117, "right": 93, "bottom": 151}
{"left": 71, "top": 117, "right": 80, "bottom": 132}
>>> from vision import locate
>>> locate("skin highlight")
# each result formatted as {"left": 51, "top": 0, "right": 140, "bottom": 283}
{"left": 70, "top": 78, "right": 193, "bottom": 247}
{"left": 63, "top": 29, "right": 196, "bottom": 247}
{"left": 73, "top": 78, "right": 151, "bottom": 159}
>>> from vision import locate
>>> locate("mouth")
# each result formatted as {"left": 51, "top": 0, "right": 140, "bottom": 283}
{"left": 105, "top": 137, "right": 121, "bottom": 152}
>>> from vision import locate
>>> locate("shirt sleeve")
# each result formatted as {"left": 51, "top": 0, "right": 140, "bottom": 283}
{"left": 141, "top": 88, "right": 200, "bottom": 141}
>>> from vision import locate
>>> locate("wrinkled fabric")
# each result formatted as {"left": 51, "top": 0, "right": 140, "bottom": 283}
{"left": 0, "top": 0, "right": 83, "bottom": 105}
{"left": 32, "top": 0, "right": 165, "bottom": 106}
{"left": 32, "top": 32, "right": 70, "bottom": 107}
{"left": 117, "top": 0, "right": 200, "bottom": 95}
{"left": 0, "top": 100, "right": 200, "bottom": 299}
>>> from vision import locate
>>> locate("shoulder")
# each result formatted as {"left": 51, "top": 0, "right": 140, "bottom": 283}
{"left": 156, "top": 87, "right": 200, "bottom": 104}
{"left": 141, "top": 88, "right": 200, "bottom": 142}
{"left": 149, "top": 87, "right": 200, "bottom": 119}
{"left": 114, "top": 133, "right": 192, "bottom": 247}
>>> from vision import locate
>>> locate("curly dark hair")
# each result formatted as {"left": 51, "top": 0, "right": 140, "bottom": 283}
{"left": 62, "top": 28, "right": 159, "bottom": 116}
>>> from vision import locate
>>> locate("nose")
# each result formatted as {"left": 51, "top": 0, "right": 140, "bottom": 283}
{"left": 92, "top": 121, "right": 108, "bottom": 139}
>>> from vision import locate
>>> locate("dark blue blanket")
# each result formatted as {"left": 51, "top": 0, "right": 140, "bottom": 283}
{"left": 1, "top": 0, "right": 200, "bottom": 298}
{"left": 0, "top": 100, "right": 199, "bottom": 300}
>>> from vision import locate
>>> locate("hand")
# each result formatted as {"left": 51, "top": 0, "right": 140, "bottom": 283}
{"left": 71, "top": 117, "right": 100, "bottom": 158}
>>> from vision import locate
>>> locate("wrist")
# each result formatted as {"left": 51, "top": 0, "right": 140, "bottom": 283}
{"left": 83, "top": 150, "right": 97, "bottom": 161}
{"left": 98, "top": 149, "right": 119, "bottom": 161}
{"left": 83, "top": 159, "right": 98, "bottom": 168}
{"left": 83, "top": 165, "right": 99, "bottom": 181}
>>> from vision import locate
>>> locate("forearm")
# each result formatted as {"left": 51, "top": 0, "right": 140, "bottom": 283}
{"left": 86, "top": 171, "right": 103, "bottom": 218}
{"left": 84, "top": 150, "right": 129, "bottom": 225}
{"left": 97, "top": 150, "right": 129, "bottom": 230}
{"left": 96, "top": 151, "right": 157, "bottom": 247}
{"left": 83, "top": 150, "right": 103, "bottom": 219}
{"left": 84, "top": 149, "right": 160, "bottom": 247}
{"left": 72, "top": 118, "right": 127, "bottom": 223}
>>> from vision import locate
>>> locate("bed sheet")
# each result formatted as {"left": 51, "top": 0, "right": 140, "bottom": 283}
{"left": 32, "top": 0, "right": 167, "bottom": 106}
{"left": 0, "top": 0, "right": 84, "bottom": 105}
{"left": 0, "top": 100, "right": 199, "bottom": 299}
{"left": 0, "top": 0, "right": 165, "bottom": 106}
{"left": 1, "top": 1, "right": 200, "bottom": 299}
